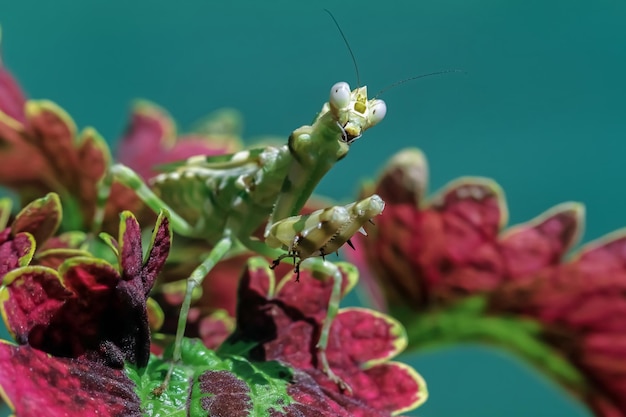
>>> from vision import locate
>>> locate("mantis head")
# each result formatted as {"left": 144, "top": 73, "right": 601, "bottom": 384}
{"left": 326, "top": 82, "right": 386, "bottom": 144}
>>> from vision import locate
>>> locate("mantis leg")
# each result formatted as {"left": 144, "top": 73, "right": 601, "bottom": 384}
{"left": 158, "top": 235, "right": 233, "bottom": 391}
{"left": 171, "top": 235, "right": 233, "bottom": 361}
{"left": 94, "top": 164, "right": 197, "bottom": 236}
{"left": 300, "top": 257, "right": 351, "bottom": 393}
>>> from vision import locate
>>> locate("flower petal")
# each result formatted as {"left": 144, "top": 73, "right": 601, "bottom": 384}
{"left": 162, "top": 135, "right": 235, "bottom": 163}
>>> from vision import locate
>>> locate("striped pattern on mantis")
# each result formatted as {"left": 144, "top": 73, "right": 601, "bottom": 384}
{"left": 96, "top": 81, "right": 386, "bottom": 390}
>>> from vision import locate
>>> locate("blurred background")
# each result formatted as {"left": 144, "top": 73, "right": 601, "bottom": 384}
{"left": 2, "top": 0, "right": 625, "bottom": 415}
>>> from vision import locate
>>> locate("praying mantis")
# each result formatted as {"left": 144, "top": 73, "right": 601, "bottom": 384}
{"left": 95, "top": 79, "right": 387, "bottom": 389}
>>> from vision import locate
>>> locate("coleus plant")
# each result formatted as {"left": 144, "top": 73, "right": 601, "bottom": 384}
{"left": 351, "top": 148, "right": 626, "bottom": 417}
{"left": 0, "top": 44, "right": 427, "bottom": 415}
{"left": 0, "top": 193, "right": 426, "bottom": 416}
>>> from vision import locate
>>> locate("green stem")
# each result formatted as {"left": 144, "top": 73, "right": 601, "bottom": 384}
{"left": 399, "top": 296, "right": 587, "bottom": 396}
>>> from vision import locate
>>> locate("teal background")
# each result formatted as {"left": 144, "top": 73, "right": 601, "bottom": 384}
{"left": 2, "top": 0, "right": 625, "bottom": 416}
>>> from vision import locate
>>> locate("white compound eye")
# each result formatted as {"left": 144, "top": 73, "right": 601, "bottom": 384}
{"left": 329, "top": 82, "right": 351, "bottom": 109}
{"left": 369, "top": 100, "right": 387, "bottom": 126}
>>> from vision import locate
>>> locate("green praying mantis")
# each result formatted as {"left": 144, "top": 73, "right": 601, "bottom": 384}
{"left": 93, "top": 9, "right": 459, "bottom": 391}
{"left": 95, "top": 79, "right": 387, "bottom": 390}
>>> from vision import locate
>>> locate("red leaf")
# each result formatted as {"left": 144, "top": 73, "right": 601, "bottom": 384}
{"left": 198, "top": 310, "right": 235, "bottom": 350}
{"left": 0, "top": 210, "right": 171, "bottom": 368}
{"left": 0, "top": 266, "right": 72, "bottom": 344}
{"left": 0, "top": 230, "right": 35, "bottom": 278}
{"left": 11, "top": 192, "right": 62, "bottom": 245}
{"left": 501, "top": 203, "right": 584, "bottom": 279}
{"left": 0, "top": 62, "right": 26, "bottom": 123}
{"left": 116, "top": 101, "right": 176, "bottom": 180}
{"left": 198, "top": 370, "right": 252, "bottom": 416}
{"left": 0, "top": 343, "right": 141, "bottom": 417}
{"left": 232, "top": 258, "right": 427, "bottom": 415}
{"left": 141, "top": 211, "right": 171, "bottom": 293}
{"left": 119, "top": 212, "right": 143, "bottom": 281}
{"left": 116, "top": 101, "right": 238, "bottom": 181}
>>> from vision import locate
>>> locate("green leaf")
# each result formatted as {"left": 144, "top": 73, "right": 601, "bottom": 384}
{"left": 128, "top": 338, "right": 293, "bottom": 417}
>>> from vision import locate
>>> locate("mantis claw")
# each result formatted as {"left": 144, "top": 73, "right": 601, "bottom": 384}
{"left": 318, "top": 345, "right": 353, "bottom": 394}
{"left": 294, "top": 263, "right": 301, "bottom": 282}
{"left": 270, "top": 251, "right": 303, "bottom": 282}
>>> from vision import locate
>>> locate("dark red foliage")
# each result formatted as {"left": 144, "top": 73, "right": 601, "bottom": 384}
{"left": 0, "top": 58, "right": 144, "bottom": 234}
{"left": 116, "top": 101, "right": 239, "bottom": 181}
{"left": 231, "top": 257, "right": 427, "bottom": 416}
{"left": 0, "top": 343, "right": 141, "bottom": 417}
{"left": 491, "top": 234, "right": 626, "bottom": 417}
{"left": 0, "top": 211, "right": 171, "bottom": 368}
{"left": 352, "top": 148, "right": 626, "bottom": 417}
{"left": 352, "top": 149, "right": 583, "bottom": 308}
{"left": 198, "top": 370, "right": 253, "bottom": 416}
{"left": 0, "top": 228, "right": 33, "bottom": 277}
{"left": 197, "top": 310, "right": 235, "bottom": 350}
{"left": 0, "top": 64, "right": 26, "bottom": 123}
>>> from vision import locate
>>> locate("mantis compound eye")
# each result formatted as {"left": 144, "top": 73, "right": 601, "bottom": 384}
{"left": 329, "top": 82, "right": 351, "bottom": 109}
{"left": 369, "top": 100, "right": 387, "bottom": 126}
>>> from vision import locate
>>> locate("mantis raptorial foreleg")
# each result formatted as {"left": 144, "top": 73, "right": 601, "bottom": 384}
{"left": 266, "top": 195, "right": 385, "bottom": 279}
{"left": 264, "top": 195, "right": 385, "bottom": 391}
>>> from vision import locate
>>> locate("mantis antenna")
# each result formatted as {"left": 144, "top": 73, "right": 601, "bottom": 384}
{"left": 324, "top": 10, "right": 464, "bottom": 96}
{"left": 324, "top": 9, "right": 361, "bottom": 88}
{"left": 375, "top": 69, "right": 467, "bottom": 98}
